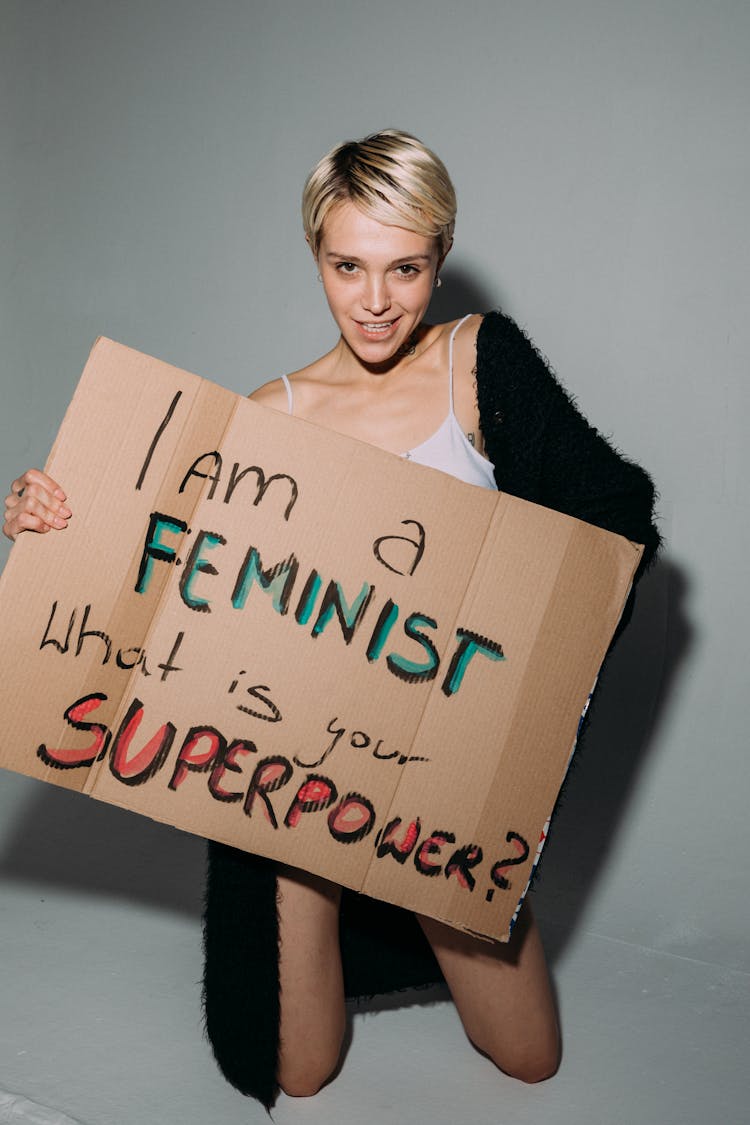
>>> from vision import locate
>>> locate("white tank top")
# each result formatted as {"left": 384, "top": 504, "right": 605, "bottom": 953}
{"left": 280, "top": 314, "right": 497, "bottom": 491}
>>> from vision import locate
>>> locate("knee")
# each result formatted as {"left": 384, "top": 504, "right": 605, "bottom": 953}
{"left": 279, "top": 1073, "right": 326, "bottom": 1099}
{"left": 473, "top": 1030, "right": 561, "bottom": 1085}
{"left": 277, "top": 1040, "right": 343, "bottom": 1099}
{"left": 278, "top": 1060, "right": 338, "bottom": 1099}
{"left": 502, "top": 1049, "right": 561, "bottom": 1085}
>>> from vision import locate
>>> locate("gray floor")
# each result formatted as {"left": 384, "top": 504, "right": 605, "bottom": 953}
{"left": 0, "top": 816, "right": 747, "bottom": 1125}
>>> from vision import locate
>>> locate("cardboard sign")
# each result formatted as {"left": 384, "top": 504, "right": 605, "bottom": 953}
{"left": 0, "top": 339, "right": 643, "bottom": 940}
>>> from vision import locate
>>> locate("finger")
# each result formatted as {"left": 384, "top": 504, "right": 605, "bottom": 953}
{"left": 4, "top": 511, "right": 53, "bottom": 539}
{"left": 3, "top": 494, "right": 67, "bottom": 531}
{"left": 21, "top": 495, "right": 70, "bottom": 529}
{"left": 11, "top": 469, "right": 67, "bottom": 501}
{"left": 12, "top": 468, "right": 66, "bottom": 498}
{"left": 18, "top": 510, "right": 54, "bottom": 532}
{"left": 9, "top": 483, "right": 71, "bottom": 519}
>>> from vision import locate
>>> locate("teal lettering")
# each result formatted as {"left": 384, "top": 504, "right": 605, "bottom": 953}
{"left": 179, "top": 530, "right": 226, "bottom": 612}
{"left": 365, "top": 599, "right": 400, "bottom": 662}
{"left": 311, "top": 581, "right": 375, "bottom": 644}
{"left": 135, "top": 512, "right": 187, "bottom": 595}
{"left": 294, "top": 570, "right": 322, "bottom": 625}
{"left": 231, "top": 547, "right": 299, "bottom": 614}
{"left": 441, "top": 629, "right": 505, "bottom": 697}
{"left": 386, "top": 613, "right": 440, "bottom": 683}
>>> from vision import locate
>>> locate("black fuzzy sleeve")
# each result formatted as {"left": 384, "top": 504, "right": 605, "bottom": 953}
{"left": 203, "top": 843, "right": 281, "bottom": 1109}
{"left": 476, "top": 310, "right": 662, "bottom": 573}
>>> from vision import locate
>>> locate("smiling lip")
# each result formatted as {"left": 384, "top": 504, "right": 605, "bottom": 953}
{"left": 354, "top": 317, "right": 402, "bottom": 340}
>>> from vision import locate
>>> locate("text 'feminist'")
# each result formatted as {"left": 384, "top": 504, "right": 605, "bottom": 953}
{"left": 135, "top": 512, "right": 506, "bottom": 698}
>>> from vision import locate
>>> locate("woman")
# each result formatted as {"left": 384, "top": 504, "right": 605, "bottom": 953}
{"left": 4, "top": 129, "right": 660, "bottom": 1108}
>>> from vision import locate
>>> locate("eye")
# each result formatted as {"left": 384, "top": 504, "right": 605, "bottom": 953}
{"left": 395, "top": 264, "right": 420, "bottom": 277}
{"left": 336, "top": 261, "right": 359, "bottom": 274}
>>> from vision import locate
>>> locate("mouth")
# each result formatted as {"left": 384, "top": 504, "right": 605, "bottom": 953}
{"left": 354, "top": 317, "right": 401, "bottom": 340}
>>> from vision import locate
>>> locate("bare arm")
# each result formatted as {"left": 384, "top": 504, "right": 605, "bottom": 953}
{"left": 450, "top": 314, "right": 485, "bottom": 453}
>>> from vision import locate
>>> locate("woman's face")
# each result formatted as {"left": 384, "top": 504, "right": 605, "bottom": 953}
{"left": 316, "top": 200, "right": 442, "bottom": 365}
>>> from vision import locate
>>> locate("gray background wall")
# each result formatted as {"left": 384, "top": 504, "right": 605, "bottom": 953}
{"left": 0, "top": 0, "right": 747, "bottom": 1009}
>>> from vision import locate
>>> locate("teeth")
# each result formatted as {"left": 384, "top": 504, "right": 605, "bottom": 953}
{"left": 361, "top": 322, "right": 393, "bottom": 330}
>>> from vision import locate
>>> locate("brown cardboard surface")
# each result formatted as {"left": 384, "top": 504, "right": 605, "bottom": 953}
{"left": 0, "top": 338, "right": 643, "bottom": 940}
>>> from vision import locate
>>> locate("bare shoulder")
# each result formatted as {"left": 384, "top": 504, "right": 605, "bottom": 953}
{"left": 248, "top": 377, "right": 289, "bottom": 410}
{"left": 444, "top": 314, "right": 485, "bottom": 443}
{"left": 248, "top": 354, "right": 332, "bottom": 418}
{"left": 451, "top": 312, "right": 483, "bottom": 357}
{"left": 444, "top": 313, "right": 483, "bottom": 385}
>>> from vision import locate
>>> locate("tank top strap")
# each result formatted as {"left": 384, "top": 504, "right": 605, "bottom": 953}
{"left": 280, "top": 373, "right": 294, "bottom": 415}
{"left": 447, "top": 313, "right": 474, "bottom": 417}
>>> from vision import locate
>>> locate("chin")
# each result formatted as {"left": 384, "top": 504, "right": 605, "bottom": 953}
{"left": 349, "top": 337, "right": 403, "bottom": 366}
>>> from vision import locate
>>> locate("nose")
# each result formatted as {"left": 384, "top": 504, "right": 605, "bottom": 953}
{"left": 362, "top": 274, "right": 391, "bottom": 315}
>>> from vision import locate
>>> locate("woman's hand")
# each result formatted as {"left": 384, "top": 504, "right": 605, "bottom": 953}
{"left": 3, "top": 470, "right": 71, "bottom": 541}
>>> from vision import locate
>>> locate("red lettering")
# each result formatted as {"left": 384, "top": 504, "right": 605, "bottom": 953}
{"left": 110, "top": 698, "right": 176, "bottom": 785}
{"left": 37, "top": 692, "right": 111, "bottom": 770}
{"left": 243, "top": 756, "right": 293, "bottom": 828}
{"left": 284, "top": 775, "right": 337, "bottom": 829}
{"left": 414, "top": 831, "right": 455, "bottom": 876}
{"left": 375, "top": 817, "right": 422, "bottom": 864}
{"left": 168, "top": 726, "right": 225, "bottom": 791}
{"left": 327, "top": 793, "right": 376, "bottom": 843}
{"left": 444, "top": 844, "right": 484, "bottom": 891}
{"left": 208, "top": 739, "right": 256, "bottom": 802}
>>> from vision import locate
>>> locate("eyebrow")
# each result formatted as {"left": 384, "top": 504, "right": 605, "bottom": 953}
{"left": 324, "top": 252, "right": 433, "bottom": 265}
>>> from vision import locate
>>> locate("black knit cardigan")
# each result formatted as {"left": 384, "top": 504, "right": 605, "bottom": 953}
{"left": 202, "top": 310, "right": 661, "bottom": 1109}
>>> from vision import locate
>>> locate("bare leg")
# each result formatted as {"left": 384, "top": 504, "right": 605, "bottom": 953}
{"left": 276, "top": 865, "right": 346, "bottom": 1097}
{"left": 418, "top": 899, "right": 560, "bottom": 1083}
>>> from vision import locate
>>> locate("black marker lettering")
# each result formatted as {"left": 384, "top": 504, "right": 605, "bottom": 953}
{"left": 179, "top": 452, "right": 223, "bottom": 499}
{"left": 136, "top": 390, "right": 182, "bottom": 491}
{"left": 223, "top": 463, "right": 299, "bottom": 520}
{"left": 39, "top": 601, "right": 76, "bottom": 654}
{"left": 372, "top": 519, "right": 426, "bottom": 576}
{"left": 243, "top": 756, "right": 293, "bottom": 828}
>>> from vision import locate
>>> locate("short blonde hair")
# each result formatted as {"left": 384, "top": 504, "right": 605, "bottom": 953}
{"left": 302, "top": 129, "right": 456, "bottom": 258}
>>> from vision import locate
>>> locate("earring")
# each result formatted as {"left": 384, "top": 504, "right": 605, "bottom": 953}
{"left": 435, "top": 276, "right": 442, "bottom": 289}
{"left": 317, "top": 272, "right": 322, "bottom": 282}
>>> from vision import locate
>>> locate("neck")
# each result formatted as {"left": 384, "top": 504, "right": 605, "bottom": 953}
{"left": 335, "top": 323, "right": 432, "bottom": 379}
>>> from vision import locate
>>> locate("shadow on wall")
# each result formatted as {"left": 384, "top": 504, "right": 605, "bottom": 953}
{"left": 536, "top": 557, "right": 693, "bottom": 961}
{"left": 427, "top": 262, "right": 505, "bottom": 323}
{"left": 0, "top": 786, "right": 207, "bottom": 918}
